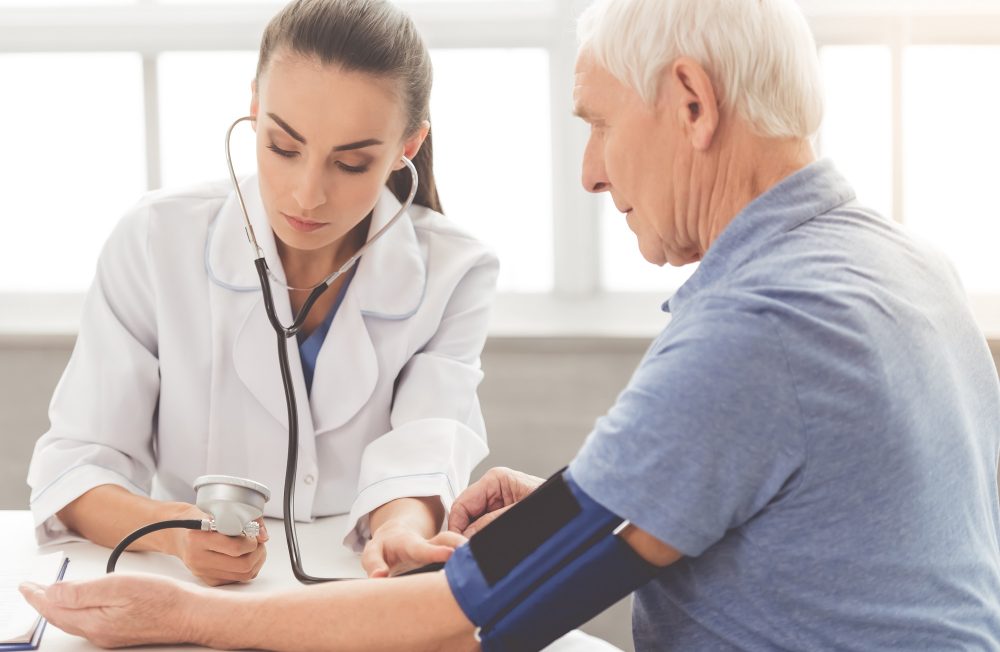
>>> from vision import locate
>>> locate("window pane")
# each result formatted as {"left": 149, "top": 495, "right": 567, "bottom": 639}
{"left": 0, "top": 0, "right": 132, "bottom": 4}
{"left": 430, "top": 48, "right": 553, "bottom": 292}
{"left": 158, "top": 51, "right": 259, "bottom": 189}
{"left": 0, "top": 53, "right": 145, "bottom": 292}
{"left": 600, "top": 197, "right": 698, "bottom": 293}
{"left": 904, "top": 46, "right": 1000, "bottom": 294}
{"left": 819, "top": 45, "right": 892, "bottom": 220}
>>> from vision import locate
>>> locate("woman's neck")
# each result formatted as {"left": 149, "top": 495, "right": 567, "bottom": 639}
{"left": 275, "top": 216, "right": 370, "bottom": 288}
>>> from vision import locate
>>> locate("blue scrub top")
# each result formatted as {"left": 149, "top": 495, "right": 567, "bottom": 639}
{"left": 297, "top": 262, "right": 358, "bottom": 395}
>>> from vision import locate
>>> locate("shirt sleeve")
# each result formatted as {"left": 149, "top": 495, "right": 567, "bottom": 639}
{"left": 26, "top": 204, "right": 160, "bottom": 545}
{"left": 569, "top": 299, "right": 806, "bottom": 557}
{"left": 342, "top": 248, "right": 498, "bottom": 551}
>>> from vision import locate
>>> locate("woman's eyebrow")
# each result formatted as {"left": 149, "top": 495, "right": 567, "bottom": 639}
{"left": 268, "top": 112, "right": 306, "bottom": 144}
{"left": 267, "top": 112, "right": 383, "bottom": 151}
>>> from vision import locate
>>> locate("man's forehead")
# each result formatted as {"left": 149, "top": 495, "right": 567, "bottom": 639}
{"left": 573, "top": 54, "right": 617, "bottom": 116}
{"left": 572, "top": 54, "right": 597, "bottom": 107}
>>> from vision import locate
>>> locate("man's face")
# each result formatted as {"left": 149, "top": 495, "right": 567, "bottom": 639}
{"left": 573, "top": 54, "right": 702, "bottom": 267}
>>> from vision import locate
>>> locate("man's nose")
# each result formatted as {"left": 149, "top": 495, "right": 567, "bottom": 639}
{"left": 581, "top": 139, "right": 610, "bottom": 194}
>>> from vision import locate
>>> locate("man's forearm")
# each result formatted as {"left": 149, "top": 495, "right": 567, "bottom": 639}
{"left": 188, "top": 572, "right": 478, "bottom": 652}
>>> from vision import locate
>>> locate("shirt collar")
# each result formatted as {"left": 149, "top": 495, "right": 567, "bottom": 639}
{"left": 663, "top": 158, "right": 856, "bottom": 315}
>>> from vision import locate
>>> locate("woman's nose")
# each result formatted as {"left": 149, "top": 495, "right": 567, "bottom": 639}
{"left": 292, "top": 163, "right": 327, "bottom": 211}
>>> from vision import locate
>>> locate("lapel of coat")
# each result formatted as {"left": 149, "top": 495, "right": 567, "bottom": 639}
{"left": 309, "top": 188, "right": 428, "bottom": 435}
{"left": 206, "top": 175, "right": 315, "bottom": 436}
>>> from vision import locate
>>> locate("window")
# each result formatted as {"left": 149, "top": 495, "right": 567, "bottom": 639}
{"left": 1, "top": 1, "right": 998, "bottom": 333}
{"left": 903, "top": 46, "right": 1000, "bottom": 294}
{"left": 0, "top": 53, "right": 145, "bottom": 292}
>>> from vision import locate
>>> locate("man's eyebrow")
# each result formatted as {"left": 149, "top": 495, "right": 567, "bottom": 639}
{"left": 266, "top": 112, "right": 383, "bottom": 151}
{"left": 572, "top": 105, "right": 594, "bottom": 121}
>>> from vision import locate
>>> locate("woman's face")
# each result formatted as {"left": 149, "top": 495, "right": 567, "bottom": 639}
{"left": 251, "top": 50, "right": 425, "bottom": 254}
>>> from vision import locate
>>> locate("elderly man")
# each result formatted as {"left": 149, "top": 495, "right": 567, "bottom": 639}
{"left": 21, "top": 0, "right": 1000, "bottom": 649}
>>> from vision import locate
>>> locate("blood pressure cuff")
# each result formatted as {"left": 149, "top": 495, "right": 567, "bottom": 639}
{"left": 444, "top": 468, "right": 660, "bottom": 652}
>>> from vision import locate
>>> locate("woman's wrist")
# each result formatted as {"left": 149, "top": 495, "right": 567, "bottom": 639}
{"left": 370, "top": 497, "right": 444, "bottom": 539}
{"left": 158, "top": 501, "right": 206, "bottom": 557}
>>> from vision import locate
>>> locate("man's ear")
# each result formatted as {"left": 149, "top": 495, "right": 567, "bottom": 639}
{"left": 249, "top": 79, "right": 259, "bottom": 132}
{"left": 657, "top": 56, "right": 720, "bottom": 152}
{"left": 394, "top": 120, "right": 431, "bottom": 170}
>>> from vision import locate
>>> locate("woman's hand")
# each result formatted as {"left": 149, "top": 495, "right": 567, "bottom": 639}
{"left": 19, "top": 574, "right": 197, "bottom": 648}
{"left": 169, "top": 505, "right": 269, "bottom": 586}
{"left": 362, "top": 522, "right": 466, "bottom": 578}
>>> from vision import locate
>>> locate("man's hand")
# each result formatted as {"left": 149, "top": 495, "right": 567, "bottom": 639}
{"left": 449, "top": 467, "right": 544, "bottom": 537}
{"left": 19, "top": 574, "right": 196, "bottom": 648}
{"left": 361, "top": 524, "right": 466, "bottom": 577}
{"left": 170, "top": 505, "right": 269, "bottom": 586}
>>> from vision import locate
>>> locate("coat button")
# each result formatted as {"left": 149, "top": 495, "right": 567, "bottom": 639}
{"left": 304, "top": 474, "right": 315, "bottom": 485}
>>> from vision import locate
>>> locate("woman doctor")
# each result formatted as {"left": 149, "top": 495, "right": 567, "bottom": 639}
{"left": 26, "top": 0, "right": 497, "bottom": 585}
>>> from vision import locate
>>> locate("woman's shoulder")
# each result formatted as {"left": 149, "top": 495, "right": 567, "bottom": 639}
{"left": 100, "top": 178, "right": 235, "bottom": 270}
{"left": 408, "top": 203, "right": 497, "bottom": 266}
{"left": 130, "top": 178, "right": 234, "bottom": 223}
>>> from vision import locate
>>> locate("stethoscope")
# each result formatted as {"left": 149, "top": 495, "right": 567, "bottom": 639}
{"left": 107, "top": 115, "right": 420, "bottom": 584}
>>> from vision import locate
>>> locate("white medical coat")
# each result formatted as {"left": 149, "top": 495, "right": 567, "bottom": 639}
{"left": 27, "top": 176, "right": 497, "bottom": 551}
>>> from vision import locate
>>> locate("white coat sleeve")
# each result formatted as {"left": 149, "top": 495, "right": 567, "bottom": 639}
{"left": 343, "top": 250, "right": 498, "bottom": 551}
{"left": 26, "top": 205, "right": 160, "bottom": 545}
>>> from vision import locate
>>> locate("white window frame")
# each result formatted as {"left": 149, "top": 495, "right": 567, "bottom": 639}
{"left": 1, "top": 0, "right": 999, "bottom": 339}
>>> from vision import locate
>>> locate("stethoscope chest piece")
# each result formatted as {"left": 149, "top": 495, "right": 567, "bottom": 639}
{"left": 193, "top": 475, "right": 271, "bottom": 536}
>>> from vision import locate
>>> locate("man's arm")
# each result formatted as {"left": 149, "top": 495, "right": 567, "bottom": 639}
{"left": 21, "top": 571, "right": 478, "bottom": 651}
{"left": 192, "top": 572, "right": 477, "bottom": 652}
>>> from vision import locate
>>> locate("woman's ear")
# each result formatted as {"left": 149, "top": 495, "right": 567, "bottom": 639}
{"left": 249, "top": 79, "right": 259, "bottom": 132}
{"left": 394, "top": 121, "right": 431, "bottom": 170}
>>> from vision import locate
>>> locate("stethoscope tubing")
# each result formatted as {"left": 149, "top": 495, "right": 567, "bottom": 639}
{"left": 227, "top": 116, "right": 420, "bottom": 583}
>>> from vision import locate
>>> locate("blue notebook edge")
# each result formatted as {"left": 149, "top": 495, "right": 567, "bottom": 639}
{"left": 0, "top": 556, "right": 70, "bottom": 651}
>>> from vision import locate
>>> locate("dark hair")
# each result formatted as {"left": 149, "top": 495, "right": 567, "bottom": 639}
{"left": 256, "top": 0, "right": 442, "bottom": 213}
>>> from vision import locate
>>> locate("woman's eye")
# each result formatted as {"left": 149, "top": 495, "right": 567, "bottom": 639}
{"left": 266, "top": 143, "right": 297, "bottom": 158}
{"left": 337, "top": 162, "right": 369, "bottom": 174}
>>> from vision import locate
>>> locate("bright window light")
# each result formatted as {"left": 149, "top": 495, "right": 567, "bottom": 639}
{"left": 599, "top": 196, "right": 699, "bottom": 293}
{"left": 0, "top": 0, "right": 132, "bottom": 4}
{"left": 819, "top": 45, "right": 893, "bottom": 220}
{"left": 158, "top": 51, "right": 259, "bottom": 189}
{"left": 430, "top": 48, "right": 553, "bottom": 293}
{"left": 904, "top": 46, "right": 1000, "bottom": 294}
{"left": 0, "top": 53, "right": 145, "bottom": 293}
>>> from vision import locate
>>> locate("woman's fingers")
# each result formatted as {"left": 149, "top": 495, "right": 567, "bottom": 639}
{"left": 184, "top": 539, "right": 267, "bottom": 584}
{"left": 361, "top": 537, "right": 389, "bottom": 578}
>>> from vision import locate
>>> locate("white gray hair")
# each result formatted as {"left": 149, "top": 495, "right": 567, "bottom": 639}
{"left": 577, "top": 0, "right": 824, "bottom": 139}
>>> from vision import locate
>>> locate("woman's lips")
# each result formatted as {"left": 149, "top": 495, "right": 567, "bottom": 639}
{"left": 282, "top": 212, "right": 329, "bottom": 233}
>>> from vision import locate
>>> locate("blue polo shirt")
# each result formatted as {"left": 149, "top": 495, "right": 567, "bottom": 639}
{"left": 570, "top": 159, "right": 1000, "bottom": 650}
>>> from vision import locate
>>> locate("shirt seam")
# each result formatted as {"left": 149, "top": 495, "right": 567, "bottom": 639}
{"left": 355, "top": 471, "right": 457, "bottom": 503}
{"left": 31, "top": 463, "right": 150, "bottom": 505}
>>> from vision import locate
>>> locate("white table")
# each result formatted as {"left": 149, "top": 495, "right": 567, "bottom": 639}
{"left": 2, "top": 511, "right": 621, "bottom": 651}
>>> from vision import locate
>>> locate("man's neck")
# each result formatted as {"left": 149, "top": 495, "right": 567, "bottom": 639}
{"left": 697, "top": 126, "right": 816, "bottom": 255}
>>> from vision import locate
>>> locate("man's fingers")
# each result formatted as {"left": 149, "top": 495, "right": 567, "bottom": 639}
{"left": 463, "top": 504, "right": 513, "bottom": 537}
{"left": 19, "top": 586, "right": 89, "bottom": 637}
{"left": 39, "top": 579, "right": 125, "bottom": 609}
